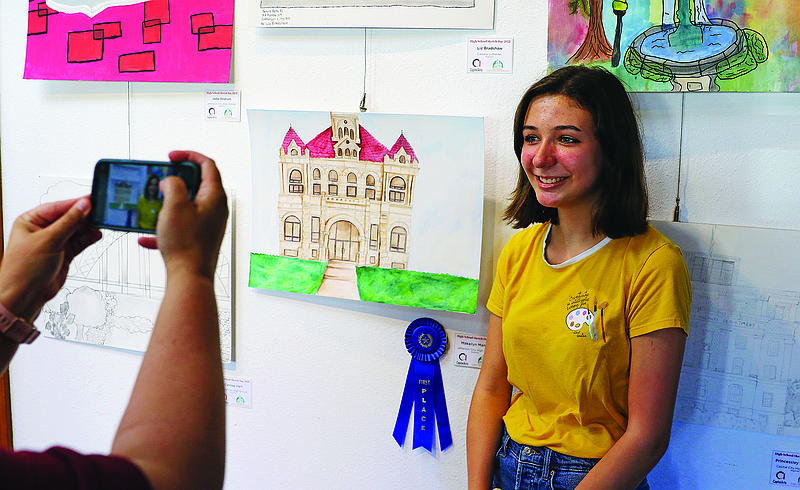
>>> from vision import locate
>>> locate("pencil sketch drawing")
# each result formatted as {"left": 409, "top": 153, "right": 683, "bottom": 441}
{"left": 654, "top": 221, "right": 800, "bottom": 437}
{"left": 250, "top": 0, "right": 493, "bottom": 28}
{"left": 261, "top": 0, "right": 474, "bottom": 6}
{"left": 36, "top": 178, "right": 233, "bottom": 363}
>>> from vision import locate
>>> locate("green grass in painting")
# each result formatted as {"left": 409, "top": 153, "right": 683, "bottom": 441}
{"left": 249, "top": 253, "right": 327, "bottom": 294}
{"left": 249, "top": 253, "right": 479, "bottom": 314}
{"left": 356, "top": 267, "right": 478, "bottom": 314}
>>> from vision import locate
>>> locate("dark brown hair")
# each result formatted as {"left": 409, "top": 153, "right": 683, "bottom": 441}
{"left": 504, "top": 65, "right": 648, "bottom": 238}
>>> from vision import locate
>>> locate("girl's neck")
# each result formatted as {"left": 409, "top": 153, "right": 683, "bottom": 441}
{"left": 545, "top": 214, "right": 605, "bottom": 265}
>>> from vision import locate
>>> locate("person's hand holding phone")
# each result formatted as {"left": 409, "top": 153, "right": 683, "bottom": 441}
{"left": 0, "top": 198, "right": 102, "bottom": 322}
{"left": 138, "top": 151, "right": 228, "bottom": 280}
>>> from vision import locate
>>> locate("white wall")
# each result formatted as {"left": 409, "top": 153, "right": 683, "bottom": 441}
{"left": 2, "top": 1, "right": 800, "bottom": 489}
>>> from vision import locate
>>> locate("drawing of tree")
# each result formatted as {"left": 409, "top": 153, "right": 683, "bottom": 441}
{"left": 44, "top": 301, "right": 75, "bottom": 340}
{"left": 568, "top": 0, "right": 613, "bottom": 63}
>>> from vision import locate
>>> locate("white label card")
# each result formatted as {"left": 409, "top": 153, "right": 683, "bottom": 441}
{"left": 453, "top": 333, "right": 486, "bottom": 369}
{"left": 771, "top": 450, "right": 800, "bottom": 486}
{"left": 205, "top": 90, "right": 241, "bottom": 122}
{"left": 224, "top": 376, "right": 253, "bottom": 408}
{"left": 467, "top": 38, "right": 513, "bottom": 74}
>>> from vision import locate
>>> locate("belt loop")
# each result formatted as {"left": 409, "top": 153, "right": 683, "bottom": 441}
{"left": 541, "top": 447, "right": 553, "bottom": 480}
{"left": 499, "top": 428, "right": 510, "bottom": 458}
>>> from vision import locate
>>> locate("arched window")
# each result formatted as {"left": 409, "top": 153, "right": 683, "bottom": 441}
{"left": 284, "top": 216, "right": 301, "bottom": 242}
{"left": 390, "top": 226, "right": 407, "bottom": 252}
{"left": 346, "top": 172, "right": 357, "bottom": 197}
{"left": 365, "top": 174, "right": 376, "bottom": 200}
{"left": 312, "top": 168, "right": 321, "bottom": 194}
{"left": 338, "top": 127, "right": 343, "bottom": 139}
{"left": 695, "top": 379, "right": 708, "bottom": 399}
{"left": 732, "top": 357, "right": 744, "bottom": 375}
{"left": 338, "top": 148, "right": 342, "bottom": 157}
{"left": 389, "top": 176, "right": 406, "bottom": 203}
{"left": 290, "top": 148, "right": 298, "bottom": 156}
{"left": 728, "top": 384, "right": 743, "bottom": 405}
{"left": 288, "top": 169, "right": 303, "bottom": 193}
{"left": 399, "top": 155, "right": 406, "bottom": 164}
{"left": 350, "top": 128, "right": 355, "bottom": 139}
{"left": 329, "top": 170, "right": 338, "bottom": 182}
{"left": 345, "top": 148, "right": 350, "bottom": 157}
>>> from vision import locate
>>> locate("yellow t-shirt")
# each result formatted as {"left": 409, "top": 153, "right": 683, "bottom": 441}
{"left": 487, "top": 223, "right": 691, "bottom": 458}
{"left": 137, "top": 196, "right": 162, "bottom": 230}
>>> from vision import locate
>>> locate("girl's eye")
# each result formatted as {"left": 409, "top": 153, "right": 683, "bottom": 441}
{"left": 523, "top": 134, "right": 539, "bottom": 144}
{"left": 560, "top": 135, "right": 579, "bottom": 144}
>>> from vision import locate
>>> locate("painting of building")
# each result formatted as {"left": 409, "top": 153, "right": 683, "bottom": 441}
{"left": 276, "top": 112, "right": 418, "bottom": 270}
{"left": 248, "top": 109, "right": 484, "bottom": 313}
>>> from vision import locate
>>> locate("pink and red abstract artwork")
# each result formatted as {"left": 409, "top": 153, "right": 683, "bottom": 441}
{"left": 25, "top": 0, "right": 233, "bottom": 83}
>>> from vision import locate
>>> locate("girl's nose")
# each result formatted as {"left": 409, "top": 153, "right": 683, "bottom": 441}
{"left": 532, "top": 140, "right": 555, "bottom": 168}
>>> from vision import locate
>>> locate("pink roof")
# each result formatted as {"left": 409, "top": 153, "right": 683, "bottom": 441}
{"left": 388, "top": 133, "right": 417, "bottom": 163}
{"left": 306, "top": 128, "right": 336, "bottom": 158}
{"left": 358, "top": 126, "right": 389, "bottom": 162}
{"left": 281, "top": 127, "right": 306, "bottom": 154}
{"left": 284, "top": 123, "right": 413, "bottom": 164}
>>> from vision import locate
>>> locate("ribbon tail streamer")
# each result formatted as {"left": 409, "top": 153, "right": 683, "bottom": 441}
{"left": 433, "top": 360, "right": 453, "bottom": 451}
{"left": 393, "top": 362, "right": 416, "bottom": 447}
{"left": 412, "top": 360, "right": 434, "bottom": 452}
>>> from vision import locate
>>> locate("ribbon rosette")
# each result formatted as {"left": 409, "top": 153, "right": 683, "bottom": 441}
{"left": 393, "top": 317, "right": 453, "bottom": 453}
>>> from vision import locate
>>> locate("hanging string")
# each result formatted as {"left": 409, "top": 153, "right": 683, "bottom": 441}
{"left": 360, "top": 27, "right": 368, "bottom": 112}
{"left": 673, "top": 92, "right": 685, "bottom": 222}
{"left": 127, "top": 81, "right": 133, "bottom": 159}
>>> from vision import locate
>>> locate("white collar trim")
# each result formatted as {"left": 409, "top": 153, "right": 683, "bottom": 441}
{"left": 542, "top": 223, "right": 612, "bottom": 268}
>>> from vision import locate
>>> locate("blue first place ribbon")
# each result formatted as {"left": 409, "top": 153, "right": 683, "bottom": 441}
{"left": 393, "top": 317, "right": 453, "bottom": 453}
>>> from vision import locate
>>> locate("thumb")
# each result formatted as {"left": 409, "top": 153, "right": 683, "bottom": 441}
{"left": 45, "top": 198, "right": 92, "bottom": 247}
{"left": 160, "top": 175, "right": 190, "bottom": 207}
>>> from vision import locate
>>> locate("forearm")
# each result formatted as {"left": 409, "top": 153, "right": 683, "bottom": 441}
{"left": 575, "top": 427, "right": 669, "bottom": 490}
{"left": 111, "top": 270, "right": 225, "bottom": 490}
{"left": 0, "top": 293, "right": 36, "bottom": 376}
{"left": 466, "top": 389, "right": 510, "bottom": 489}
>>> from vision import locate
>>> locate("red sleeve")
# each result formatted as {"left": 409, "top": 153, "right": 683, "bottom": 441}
{"left": 0, "top": 446, "right": 152, "bottom": 490}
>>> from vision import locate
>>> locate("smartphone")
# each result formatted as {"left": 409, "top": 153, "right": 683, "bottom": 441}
{"left": 89, "top": 159, "right": 201, "bottom": 233}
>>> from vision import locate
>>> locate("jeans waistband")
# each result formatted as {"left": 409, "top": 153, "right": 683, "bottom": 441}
{"left": 499, "top": 429, "right": 600, "bottom": 474}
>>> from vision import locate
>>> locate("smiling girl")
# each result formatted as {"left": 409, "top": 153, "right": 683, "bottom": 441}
{"left": 467, "top": 66, "right": 692, "bottom": 490}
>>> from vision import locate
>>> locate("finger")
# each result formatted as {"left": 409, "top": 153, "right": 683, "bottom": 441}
{"left": 20, "top": 197, "right": 86, "bottom": 229}
{"left": 138, "top": 236, "right": 158, "bottom": 250}
{"left": 169, "top": 150, "right": 224, "bottom": 203}
{"left": 160, "top": 175, "right": 190, "bottom": 207}
{"left": 64, "top": 227, "right": 103, "bottom": 264}
{"left": 42, "top": 198, "right": 93, "bottom": 248}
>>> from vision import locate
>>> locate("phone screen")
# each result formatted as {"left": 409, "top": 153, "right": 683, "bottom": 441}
{"left": 90, "top": 159, "right": 199, "bottom": 233}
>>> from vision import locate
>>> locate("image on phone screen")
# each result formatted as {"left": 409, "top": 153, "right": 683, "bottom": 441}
{"left": 91, "top": 161, "right": 197, "bottom": 233}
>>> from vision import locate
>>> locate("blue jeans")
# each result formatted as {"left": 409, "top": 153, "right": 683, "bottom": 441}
{"left": 492, "top": 428, "right": 649, "bottom": 490}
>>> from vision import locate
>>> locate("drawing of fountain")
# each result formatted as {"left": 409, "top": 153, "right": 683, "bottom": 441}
{"left": 624, "top": 0, "right": 768, "bottom": 91}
